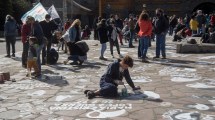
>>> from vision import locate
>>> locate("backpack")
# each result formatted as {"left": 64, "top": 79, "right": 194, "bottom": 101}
{"left": 75, "top": 41, "right": 89, "bottom": 53}
{"left": 209, "top": 32, "right": 215, "bottom": 43}
{"left": 48, "top": 48, "right": 59, "bottom": 64}
{"left": 187, "top": 38, "right": 197, "bottom": 44}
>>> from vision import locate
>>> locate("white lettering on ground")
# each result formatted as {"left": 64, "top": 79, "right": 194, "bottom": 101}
{"left": 55, "top": 95, "right": 73, "bottom": 102}
{"left": 162, "top": 109, "right": 215, "bottom": 120}
{"left": 186, "top": 79, "right": 215, "bottom": 89}
{"left": 143, "top": 91, "right": 160, "bottom": 99}
{"left": 86, "top": 109, "right": 126, "bottom": 118}
{"left": 132, "top": 76, "right": 152, "bottom": 83}
{"left": 187, "top": 103, "right": 210, "bottom": 110}
{"left": 27, "top": 90, "right": 46, "bottom": 96}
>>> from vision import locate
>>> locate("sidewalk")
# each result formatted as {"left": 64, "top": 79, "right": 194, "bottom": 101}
{"left": 0, "top": 38, "right": 215, "bottom": 119}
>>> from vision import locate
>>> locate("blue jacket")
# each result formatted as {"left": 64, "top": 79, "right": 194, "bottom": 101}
{"left": 100, "top": 59, "right": 135, "bottom": 89}
{"left": 69, "top": 26, "right": 81, "bottom": 42}
{"left": 32, "top": 22, "right": 44, "bottom": 45}
{"left": 4, "top": 19, "right": 17, "bottom": 37}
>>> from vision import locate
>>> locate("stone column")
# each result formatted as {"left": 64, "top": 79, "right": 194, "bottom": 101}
{"left": 63, "top": 0, "right": 67, "bottom": 23}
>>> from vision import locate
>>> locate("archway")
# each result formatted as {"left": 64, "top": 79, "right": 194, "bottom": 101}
{"left": 193, "top": 2, "right": 215, "bottom": 14}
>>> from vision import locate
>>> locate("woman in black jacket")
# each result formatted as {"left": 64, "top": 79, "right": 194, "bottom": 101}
{"left": 97, "top": 19, "right": 109, "bottom": 60}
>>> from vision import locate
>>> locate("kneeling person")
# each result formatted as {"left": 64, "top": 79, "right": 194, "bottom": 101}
{"left": 85, "top": 55, "right": 140, "bottom": 99}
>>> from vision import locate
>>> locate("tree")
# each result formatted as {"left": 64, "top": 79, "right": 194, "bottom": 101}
{"left": 0, "top": 0, "right": 13, "bottom": 30}
{"left": 0, "top": 0, "right": 31, "bottom": 31}
{"left": 12, "top": 0, "right": 32, "bottom": 24}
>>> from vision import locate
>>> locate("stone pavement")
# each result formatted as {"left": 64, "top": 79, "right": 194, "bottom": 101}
{"left": 0, "top": 37, "right": 215, "bottom": 120}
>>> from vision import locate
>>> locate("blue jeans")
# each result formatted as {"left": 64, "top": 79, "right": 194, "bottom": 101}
{"left": 155, "top": 34, "right": 166, "bottom": 58}
{"left": 140, "top": 36, "right": 149, "bottom": 59}
{"left": 100, "top": 43, "right": 106, "bottom": 57}
{"left": 129, "top": 30, "right": 135, "bottom": 46}
{"left": 68, "top": 55, "right": 79, "bottom": 62}
{"left": 169, "top": 26, "right": 174, "bottom": 36}
{"left": 100, "top": 79, "right": 118, "bottom": 97}
{"left": 36, "top": 44, "right": 44, "bottom": 73}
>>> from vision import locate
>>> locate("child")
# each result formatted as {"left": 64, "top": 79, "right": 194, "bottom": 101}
{"left": 27, "top": 37, "right": 40, "bottom": 78}
{"left": 81, "top": 25, "right": 91, "bottom": 39}
{"left": 109, "top": 21, "right": 123, "bottom": 58}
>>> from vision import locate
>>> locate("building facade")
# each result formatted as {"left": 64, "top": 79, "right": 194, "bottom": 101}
{"left": 40, "top": 0, "right": 215, "bottom": 27}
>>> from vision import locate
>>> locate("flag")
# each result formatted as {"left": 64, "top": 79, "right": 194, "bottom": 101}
{"left": 47, "top": 5, "right": 60, "bottom": 20}
{"left": 21, "top": 2, "right": 48, "bottom": 23}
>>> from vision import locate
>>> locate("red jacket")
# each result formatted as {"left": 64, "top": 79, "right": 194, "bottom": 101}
{"left": 21, "top": 23, "right": 31, "bottom": 43}
{"left": 138, "top": 19, "right": 152, "bottom": 37}
{"left": 210, "top": 15, "right": 215, "bottom": 26}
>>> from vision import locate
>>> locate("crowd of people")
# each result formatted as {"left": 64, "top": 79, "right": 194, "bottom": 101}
{"left": 3, "top": 8, "right": 215, "bottom": 99}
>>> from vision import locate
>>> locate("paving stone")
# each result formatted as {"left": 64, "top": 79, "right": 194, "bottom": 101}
{"left": 0, "top": 37, "right": 215, "bottom": 119}
{"left": 129, "top": 109, "right": 155, "bottom": 120}
{"left": 0, "top": 110, "right": 20, "bottom": 119}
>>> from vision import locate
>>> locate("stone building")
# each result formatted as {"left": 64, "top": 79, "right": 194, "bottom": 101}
{"left": 39, "top": 0, "right": 215, "bottom": 28}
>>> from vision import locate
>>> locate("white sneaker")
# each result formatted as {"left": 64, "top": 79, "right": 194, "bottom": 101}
{"left": 111, "top": 54, "right": 114, "bottom": 58}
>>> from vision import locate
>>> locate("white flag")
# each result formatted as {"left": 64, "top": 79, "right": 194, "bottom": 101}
{"left": 21, "top": 2, "right": 48, "bottom": 23}
{"left": 47, "top": 5, "right": 60, "bottom": 20}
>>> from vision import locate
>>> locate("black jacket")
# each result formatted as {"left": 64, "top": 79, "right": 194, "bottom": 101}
{"left": 153, "top": 15, "right": 169, "bottom": 34}
{"left": 100, "top": 59, "right": 135, "bottom": 88}
{"left": 39, "top": 20, "right": 58, "bottom": 39}
{"left": 97, "top": 23, "right": 109, "bottom": 44}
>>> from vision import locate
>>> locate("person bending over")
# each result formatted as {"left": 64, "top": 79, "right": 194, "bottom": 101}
{"left": 85, "top": 55, "right": 140, "bottom": 99}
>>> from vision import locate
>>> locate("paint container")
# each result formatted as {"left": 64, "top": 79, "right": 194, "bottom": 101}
{"left": 121, "top": 88, "right": 128, "bottom": 97}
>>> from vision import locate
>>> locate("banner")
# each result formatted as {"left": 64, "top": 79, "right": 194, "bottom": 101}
{"left": 21, "top": 2, "right": 48, "bottom": 23}
{"left": 47, "top": 5, "right": 60, "bottom": 20}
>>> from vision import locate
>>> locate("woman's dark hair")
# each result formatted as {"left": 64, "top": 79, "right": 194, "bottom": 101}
{"left": 139, "top": 12, "right": 149, "bottom": 21}
{"left": 122, "top": 55, "right": 133, "bottom": 68}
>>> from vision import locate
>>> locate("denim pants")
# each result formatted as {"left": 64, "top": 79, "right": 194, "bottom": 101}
{"left": 37, "top": 44, "right": 44, "bottom": 73}
{"left": 140, "top": 36, "right": 149, "bottom": 59}
{"left": 100, "top": 43, "right": 107, "bottom": 57}
{"left": 110, "top": 39, "right": 120, "bottom": 55}
{"left": 138, "top": 38, "right": 141, "bottom": 58}
{"left": 155, "top": 34, "right": 166, "bottom": 57}
{"left": 100, "top": 79, "right": 118, "bottom": 97}
{"left": 5, "top": 36, "right": 16, "bottom": 55}
{"left": 42, "top": 38, "right": 52, "bottom": 64}
{"left": 129, "top": 30, "right": 135, "bottom": 46}
{"left": 68, "top": 55, "right": 79, "bottom": 62}
{"left": 169, "top": 26, "right": 174, "bottom": 36}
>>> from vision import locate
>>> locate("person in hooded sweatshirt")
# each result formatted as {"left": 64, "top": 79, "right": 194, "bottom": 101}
{"left": 4, "top": 15, "right": 17, "bottom": 58}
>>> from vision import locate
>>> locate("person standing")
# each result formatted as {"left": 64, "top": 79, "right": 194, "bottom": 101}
{"left": 40, "top": 14, "right": 58, "bottom": 65}
{"left": 4, "top": 15, "right": 17, "bottom": 58}
{"left": 28, "top": 16, "right": 44, "bottom": 75}
{"left": 21, "top": 17, "right": 32, "bottom": 68}
{"left": 109, "top": 21, "right": 123, "bottom": 58}
{"left": 97, "top": 19, "right": 109, "bottom": 60}
{"left": 115, "top": 14, "right": 124, "bottom": 45}
{"left": 190, "top": 15, "right": 198, "bottom": 35}
{"left": 153, "top": 8, "right": 169, "bottom": 59}
{"left": 138, "top": 12, "right": 152, "bottom": 63}
{"left": 128, "top": 14, "right": 135, "bottom": 48}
